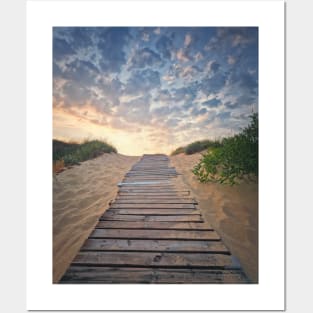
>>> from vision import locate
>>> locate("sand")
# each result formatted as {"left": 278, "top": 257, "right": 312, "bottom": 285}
{"left": 170, "top": 153, "right": 258, "bottom": 282}
{"left": 53, "top": 152, "right": 258, "bottom": 283}
{"left": 53, "top": 153, "right": 139, "bottom": 283}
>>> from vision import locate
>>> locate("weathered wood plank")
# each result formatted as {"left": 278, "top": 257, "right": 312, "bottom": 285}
{"left": 95, "top": 221, "right": 212, "bottom": 230}
{"left": 125, "top": 176, "right": 177, "bottom": 179}
{"left": 118, "top": 186, "right": 183, "bottom": 189}
{"left": 90, "top": 229, "right": 220, "bottom": 240}
{"left": 118, "top": 192, "right": 190, "bottom": 196}
{"left": 116, "top": 195, "right": 193, "bottom": 199}
{"left": 72, "top": 251, "right": 234, "bottom": 268}
{"left": 100, "top": 214, "right": 204, "bottom": 222}
{"left": 125, "top": 176, "right": 177, "bottom": 178}
{"left": 120, "top": 184, "right": 174, "bottom": 186}
{"left": 118, "top": 188, "right": 183, "bottom": 191}
{"left": 110, "top": 203, "right": 196, "bottom": 209}
{"left": 106, "top": 208, "right": 200, "bottom": 215}
{"left": 113, "top": 199, "right": 197, "bottom": 204}
{"left": 82, "top": 239, "right": 228, "bottom": 252}
{"left": 60, "top": 267, "right": 247, "bottom": 283}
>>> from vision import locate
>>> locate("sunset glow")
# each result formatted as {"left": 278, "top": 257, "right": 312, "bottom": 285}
{"left": 53, "top": 27, "right": 258, "bottom": 155}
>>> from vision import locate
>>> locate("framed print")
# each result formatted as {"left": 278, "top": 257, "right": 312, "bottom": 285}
{"left": 27, "top": 0, "right": 285, "bottom": 310}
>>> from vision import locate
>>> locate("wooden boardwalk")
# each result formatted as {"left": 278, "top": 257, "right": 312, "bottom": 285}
{"left": 60, "top": 154, "right": 249, "bottom": 283}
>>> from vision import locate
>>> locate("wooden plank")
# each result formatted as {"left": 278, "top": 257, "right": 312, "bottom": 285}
{"left": 119, "top": 185, "right": 185, "bottom": 193}
{"left": 128, "top": 173, "right": 173, "bottom": 175}
{"left": 90, "top": 229, "right": 220, "bottom": 240}
{"left": 106, "top": 208, "right": 200, "bottom": 215}
{"left": 110, "top": 203, "right": 196, "bottom": 209}
{"left": 60, "top": 267, "right": 247, "bottom": 283}
{"left": 118, "top": 188, "right": 184, "bottom": 191}
{"left": 95, "top": 221, "right": 213, "bottom": 230}
{"left": 116, "top": 195, "right": 192, "bottom": 199}
{"left": 118, "top": 192, "right": 190, "bottom": 196}
{"left": 82, "top": 239, "right": 228, "bottom": 252}
{"left": 71, "top": 251, "right": 234, "bottom": 268}
{"left": 100, "top": 214, "right": 204, "bottom": 222}
{"left": 113, "top": 199, "right": 197, "bottom": 204}
{"left": 125, "top": 174, "right": 177, "bottom": 177}
{"left": 115, "top": 197, "right": 194, "bottom": 201}
{"left": 122, "top": 178, "right": 172, "bottom": 180}
{"left": 119, "top": 182, "right": 173, "bottom": 185}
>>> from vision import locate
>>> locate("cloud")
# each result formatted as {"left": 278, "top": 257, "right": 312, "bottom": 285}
{"left": 156, "top": 89, "right": 172, "bottom": 102}
{"left": 216, "top": 111, "right": 231, "bottom": 120}
{"left": 66, "top": 27, "right": 94, "bottom": 50}
{"left": 53, "top": 27, "right": 258, "bottom": 155}
{"left": 232, "top": 34, "right": 251, "bottom": 47}
{"left": 184, "top": 34, "right": 192, "bottom": 47}
{"left": 152, "top": 106, "right": 171, "bottom": 117}
{"left": 165, "top": 118, "right": 180, "bottom": 127}
{"left": 53, "top": 38, "right": 75, "bottom": 60}
{"left": 154, "top": 27, "right": 161, "bottom": 35}
{"left": 228, "top": 55, "right": 236, "bottom": 65}
{"left": 152, "top": 105, "right": 181, "bottom": 118}
{"left": 156, "top": 35, "right": 173, "bottom": 59}
{"left": 209, "top": 61, "right": 220, "bottom": 73}
{"left": 63, "top": 59, "right": 99, "bottom": 86}
{"left": 171, "top": 86, "right": 197, "bottom": 102}
{"left": 124, "top": 69, "right": 161, "bottom": 95}
{"left": 162, "top": 74, "right": 175, "bottom": 84}
{"left": 129, "top": 47, "right": 162, "bottom": 69}
{"left": 205, "top": 27, "right": 258, "bottom": 55}
{"left": 202, "top": 98, "right": 222, "bottom": 107}
{"left": 194, "top": 52, "right": 204, "bottom": 62}
{"left": 96, "top": 77, "right": 123, "bottom": 107}
{"left": 179, "top": 65, "right": 202, "bottom": 80}
{"left": 191, "top": 107, "right": 208, "bottom": 116}
{"left": 226, "top": 70, "right": 258, "bottom": 107}
{"left": 176, "top": 49, "right": 190, "bottom": 62}
{"left": 142, "top": 32, "right": 150, "bottom": 42}
{"left": 234, "top": 94, "right": 257, "bottom": 107}
{"left": 53, "top": 62, "right": 63, "bottom": 77}
{"left": 61, "top": 81, "right": 92, "bottom": 106}
{"left": 238, "top": 72, "right": 258, "bottom": 91}
{"left": 117, "top": 94, "right": 151, "bottom": 124}
{"left": 97, "top": 28, "right": 131, "bottom": 73}
{"left": 200, "top": 72, "right": 227, "bottom": 96}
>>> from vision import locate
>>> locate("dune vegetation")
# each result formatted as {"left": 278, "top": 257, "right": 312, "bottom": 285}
{"left": 53, "top": 139, "right": 117, "bottom": 169}
{"left": 192, "top": 114, "right": 258, "bottom": 185}
{"left": 171, "top": 139, "right": 222, "bottom": 156}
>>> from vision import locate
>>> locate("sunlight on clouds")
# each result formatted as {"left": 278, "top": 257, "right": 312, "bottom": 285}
{"left": 53, "top": 106, "right": 174, "bottom": 155}
{"left": 53, "top": 27, "right": 258, "bottom": 156}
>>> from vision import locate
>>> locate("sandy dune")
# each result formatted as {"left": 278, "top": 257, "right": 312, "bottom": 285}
{"left": 170, "top": 153, "right": 258, "bottom": 282}
{"left": 53, "top": 152, "right": 258, "bottom": 283}
{"left": 53, "top": 153, "right": 139, "bottom": 283}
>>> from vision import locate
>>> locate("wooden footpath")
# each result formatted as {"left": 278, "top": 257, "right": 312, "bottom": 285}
{"left": 60, "top": 154, "right": 249, "bottom": 283}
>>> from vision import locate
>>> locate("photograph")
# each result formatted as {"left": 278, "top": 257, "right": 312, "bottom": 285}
{"left": 52, "top": 26, "right": 259, "bottom": 284}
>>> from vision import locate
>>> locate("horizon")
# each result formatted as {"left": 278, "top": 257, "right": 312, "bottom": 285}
{"left": 53, "top": 27, "right": 258, "bottom": 155}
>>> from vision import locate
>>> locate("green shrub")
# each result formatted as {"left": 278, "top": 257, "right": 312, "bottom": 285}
{"left": 185, "top": 139, "right": 222, "bottom": 155}
{"left": 171, "top": 147, "right": 185, "bottom": 156}
{"left": 53, "top": 139, "right": 117, "bottom": 166}
{"left": 192, "top": 114, "right": 258, "bottom": 185}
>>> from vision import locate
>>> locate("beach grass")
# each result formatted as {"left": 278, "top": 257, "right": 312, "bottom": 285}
{"left": 170, "top": 139, "right": 222, "bottom": 156}
{"left": 185, "top": 139, "right": 222, "bottom": 155}
{"left": 53, "top": 139, "right": 117, "bottom": 169}
{"left": 171, "top": 146, "right": 186, "bottom": 156}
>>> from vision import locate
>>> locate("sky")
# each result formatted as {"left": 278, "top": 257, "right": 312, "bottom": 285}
{"left": 53, "top": 27, "right": 258, "bottom": 156}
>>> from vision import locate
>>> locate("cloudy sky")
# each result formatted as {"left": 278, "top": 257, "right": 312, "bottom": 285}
{"left": 53, "top": 27, "right": 258, "bottom": 155}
